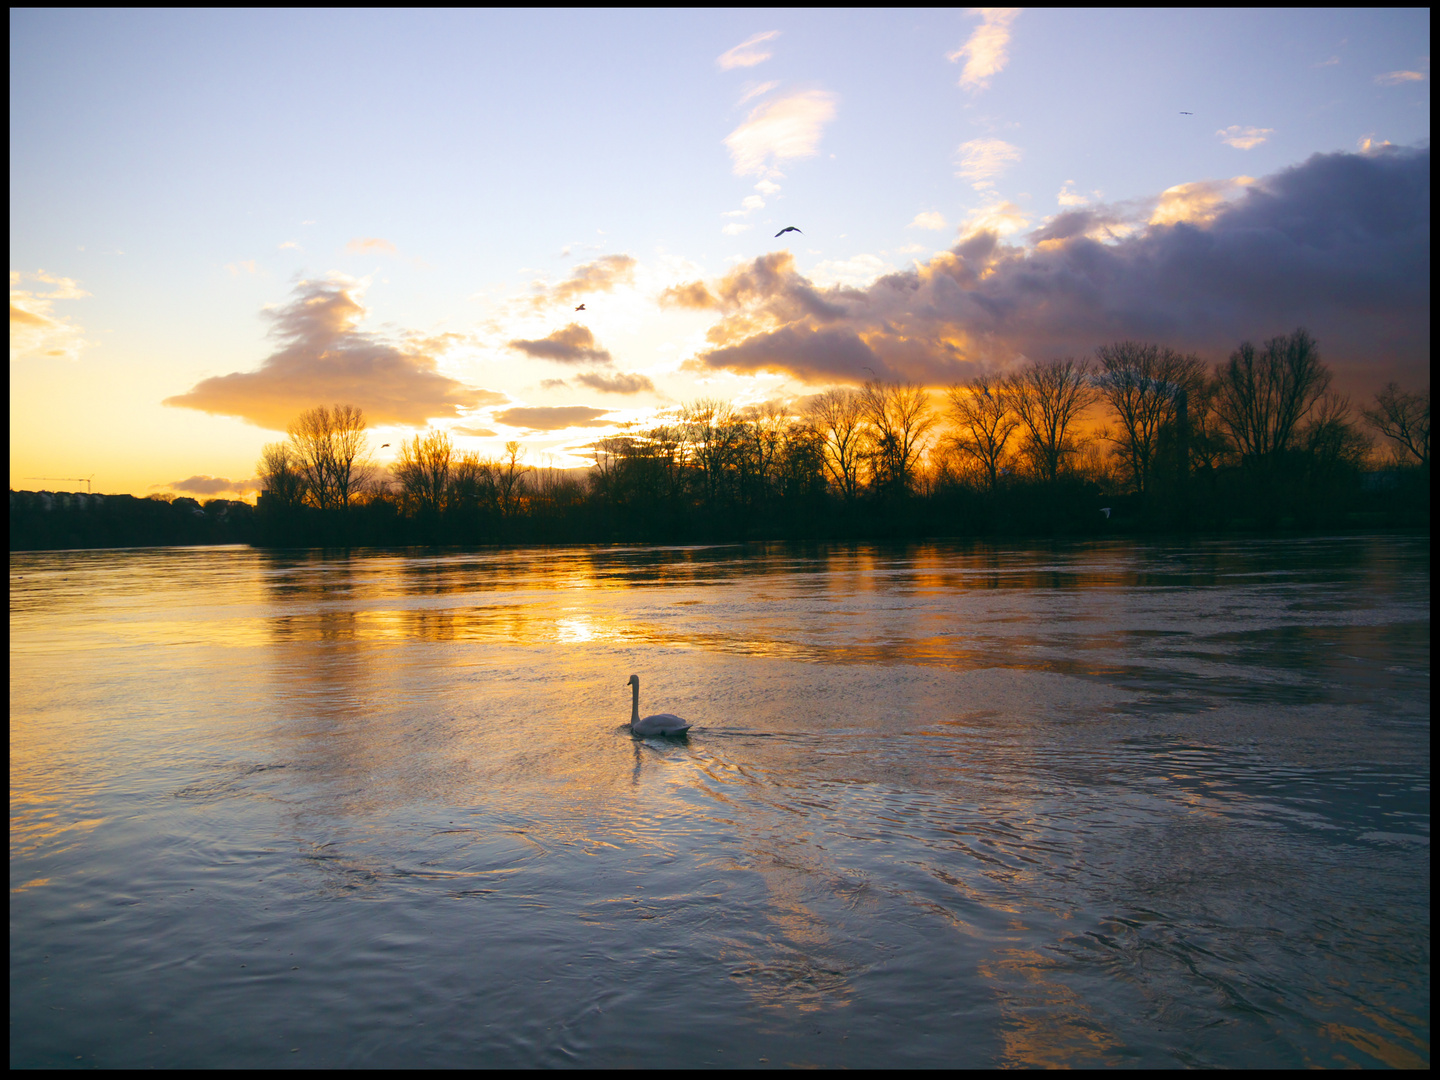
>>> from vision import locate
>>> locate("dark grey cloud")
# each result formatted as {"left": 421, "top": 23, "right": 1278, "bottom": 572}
{"left": 164, "top": 279, "right": 505, "bottom": 430}
{"left": 167, "top": 474, "right": 259, "bottom": 496}
{"left": 685, "top": 147, "right": 1430, "bottom": 392}
{"left": 508, "top": 323, "right": 613, "bottom": 364}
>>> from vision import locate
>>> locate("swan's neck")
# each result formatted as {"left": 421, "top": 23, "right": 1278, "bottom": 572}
{"left": 630, "top": 682, "right": 640, "bottom": 725}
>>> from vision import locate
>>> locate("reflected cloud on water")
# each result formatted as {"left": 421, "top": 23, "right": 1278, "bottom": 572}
{"left": 9, "top": 537, "right": 1429, "bottom": 1067}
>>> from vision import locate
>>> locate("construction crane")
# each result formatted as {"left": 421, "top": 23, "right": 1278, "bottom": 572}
{"left": 24, "top": 474, "right": 95, "bottom": 493}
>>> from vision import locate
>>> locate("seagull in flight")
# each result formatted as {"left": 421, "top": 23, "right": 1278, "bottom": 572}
{"left": 1180, "top": 111, "right": 1193, "bottom": 115}
{"left": 775, "top": 226, "right": 802, "bottom": 238}
{"left": 575, "top": 303, "right": 585, "bottom": 311}
{"left": 381, "top": 443, "right": 391, "bottom": 449}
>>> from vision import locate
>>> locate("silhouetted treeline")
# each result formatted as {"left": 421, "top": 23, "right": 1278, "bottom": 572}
{"left": 11, "top": 329, "right": 1427, "bottom": 553}
{"left": 249, "top": 330, "right": 1427, "bottom": 548}
{"left": 9, "top": 491, "right": 256, "bottom": 551}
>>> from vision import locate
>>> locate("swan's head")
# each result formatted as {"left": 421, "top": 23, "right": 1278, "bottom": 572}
{"left": 626, "top": 674, "right": 639, "bottom": 687}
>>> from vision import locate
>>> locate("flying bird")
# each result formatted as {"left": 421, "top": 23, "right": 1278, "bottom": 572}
{"left": 775, "top": 226, "right": 802, "bottom": 238}
{"left": 575, "top": 304, "right": 585, "bottom": 311}
{"left": 1180, "top": 111, "right": 1193, "bottom": 115}
{"left": 381, "top": 443, "right": 390, "bottom": 449}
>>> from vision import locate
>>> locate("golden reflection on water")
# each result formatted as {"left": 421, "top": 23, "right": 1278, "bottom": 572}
{"left": 9, "top": 540, "right": 1431, "bottom": 1067}
{"left": 979, "top": 946, "right": 1126, "bottom": 1068}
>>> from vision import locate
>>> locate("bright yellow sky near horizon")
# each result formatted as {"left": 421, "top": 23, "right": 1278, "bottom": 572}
{"left": 11, "top": 10, "right": 1429, "bottom": 500}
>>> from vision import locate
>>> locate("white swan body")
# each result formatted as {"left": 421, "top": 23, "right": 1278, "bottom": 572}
{"left": 627, "top": 674, "right": 691, "bottom": 736}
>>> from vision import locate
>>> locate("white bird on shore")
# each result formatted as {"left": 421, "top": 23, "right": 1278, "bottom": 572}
{"left": 626, "top": 674, "right": 691, "bottom": 736}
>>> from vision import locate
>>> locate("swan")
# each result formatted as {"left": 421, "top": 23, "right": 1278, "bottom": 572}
{"left": 626, "top": 674, "right": 691, "bottom": 736}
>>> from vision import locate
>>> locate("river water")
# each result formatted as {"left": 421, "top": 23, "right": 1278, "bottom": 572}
{"left": 9, "top": 537, "right": 1430, "bottom": 1068}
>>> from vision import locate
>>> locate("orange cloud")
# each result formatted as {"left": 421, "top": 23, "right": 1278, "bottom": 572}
{"left": 164, "top": 278, "right": 503, "bottom": 430}
{"left": 947, "top": 9, "right": 1021, "bottom": 91}
{"left": 659, "top": 280, "right": 719, "bottom": 309}
{"left": 10, "top": 270, "right": 89, "bottom": 361}
{"left": 532, "top": 254, "right": 636, "bottom": 308}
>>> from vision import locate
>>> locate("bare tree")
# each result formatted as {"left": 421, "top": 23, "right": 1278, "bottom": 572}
{"left": 1004, "top": 358, "right": 1099, "bottom": 483}
{"left": 1095, "top": 341, "right": 1205, "bottom": 495}
{"left": 394, "top": 429, "right": 453, "bottom": 517}
{"left": 806, "top": 388, "right": 866, "bottom": 502}
{"left": 859, "top": 381, "right": 936, "bottom": 496}
{"left": 1302, "top": 393, "right": 1372, "bottom": 475}
{"left": 1187, "top": 376, "right": 1233, "bottom": 473}
{"left": 256, "top": 441, "right": 307, "bottom": 509}
{"left": 286, "top": 404, "right": 372, "bottom": 511}
{"left": 945, "top": 374, "right": 1018, "bottom": 492}
{"left": 1363, "top": 382, "right": 1430, "bottom": 468}
{"left": 1213, "top": 328, "right": 1331, "bottom": 468}
{"left": 682, "top": 398, "right": 741, "bottom": 508}
{"left": 497, "top": 440, "right": 529, "bottom": 517}
{"left": 450, "top": 450, "right": 497, "bottom": 515}
{"left": 744, "top": 400, "right": 791, "bottom": 505}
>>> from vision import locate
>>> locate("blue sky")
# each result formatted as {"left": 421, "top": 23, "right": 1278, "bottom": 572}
{"left": 10, "top": 8, "right": 1430, "bottom": 496}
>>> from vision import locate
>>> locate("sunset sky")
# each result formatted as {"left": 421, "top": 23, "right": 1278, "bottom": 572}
{"left": 10, "top": 8, "right": 1430, "bottom": 499}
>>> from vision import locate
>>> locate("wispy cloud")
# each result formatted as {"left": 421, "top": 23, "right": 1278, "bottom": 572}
{"left": 452, "top": 425, "right": 498, "bottom": 437}
{"left": 723, "top": 194, "right": 767, "bottom": 218}
{"left": 164, "top": 277, "right": 500, "bottom": 430}
{"left": 1217, "top": 125, "right": 1274, "bottom": 149}
{"left": 723, "top": 222, "right": 753, "bottom": 236}
{"left": 278, "top": 240, "right": 301, "bottom": 251}
{"left": 508, "top": 323, "right": 613, "bottom": 364}
{"left": 954, "top": 137, "right": 1022, "bottom": 190}
{"left": 10, "top": 269, "right": 90, "bottom": 361}
{"left": 346, "top": 237, "right": 397, "bottom": 255}
{"left": 575, "top": 370, "right": 656, "bottom": 394}
{"left": 947, "top": 9, "right": 1021, "bottom": 91}
{"left": 724, "top": 89, "right": 838, "bottom": 177}
{"left": 908, "top": 211, "right": 947, "bottom": 230}
{"left": 737, "top": 80, "right": 779, "bottom": 107}
{"left": 224, "top": 260, "right": 258, "bottom": 276}
{"left": 717, "top": 31, "right": 779, "bottom": 71}
{"left": 494, "top": 405, "right": 615, "bottom": 431}
{"left": 754, "top": 179, "right": 782, "bottom": 196}
{"left": 1375, "top": 69, "right": 1426, "bottom": 85}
